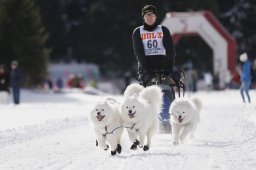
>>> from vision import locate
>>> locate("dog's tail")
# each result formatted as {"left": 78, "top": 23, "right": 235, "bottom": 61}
{"left": 124, "top": 83, "right": 144, "bottom": 97}
{"left": 105, "top": 97, "right": 119, "bottom": 105}
{"left": 140, "top": 85, "right": 163, "bottom": 111}
{"left": 191, "top": 96, "right": 202, "bottom": 112}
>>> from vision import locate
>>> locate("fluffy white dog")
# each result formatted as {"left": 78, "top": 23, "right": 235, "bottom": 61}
{"left": 90, "top": 97, "right": 124, "bottom": 155}
{"left": 121, "top": 83, "right": 163, "bottom": 151}
{"left": 170, "top": 97, "right": 202, "bottom": 145}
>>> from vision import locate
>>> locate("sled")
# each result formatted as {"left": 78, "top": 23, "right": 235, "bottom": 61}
{"left": 137, "top": 69, "right": 186, "bottom": 134}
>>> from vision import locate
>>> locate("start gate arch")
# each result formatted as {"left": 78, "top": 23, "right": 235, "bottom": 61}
{"left": 162, "top": 11, "right": 237, "bottom": 88}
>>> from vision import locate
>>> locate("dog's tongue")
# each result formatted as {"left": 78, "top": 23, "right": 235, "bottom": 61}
{"left": 128, "top": 113, "right": 134, "bottom": 118}
{"left": 96, "top": 115, "right": 105, "bottom": 121}
{"left": 128, "top": 111, "right": 136, "bottom": 118}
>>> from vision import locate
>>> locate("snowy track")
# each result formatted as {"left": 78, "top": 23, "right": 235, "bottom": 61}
{"left": 0, "top": 90, "right": 256, "bottom": 170}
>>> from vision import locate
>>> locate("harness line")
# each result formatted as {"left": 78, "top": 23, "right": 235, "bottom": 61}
{"left": 103, "top": 123, "right": 136, "bottom": 137}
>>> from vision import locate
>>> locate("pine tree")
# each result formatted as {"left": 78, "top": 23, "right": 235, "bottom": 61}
{"left": 76, "top": 0, "right": 219, "bottom": 74}
{"left": 36, "top": 0, "right": 220, "bottom": 75}
{"left": 1, "top": 0, "right": 50, "bottom": 87}
{"left": 0, "top": 2, "right": 7, "bottom": 64}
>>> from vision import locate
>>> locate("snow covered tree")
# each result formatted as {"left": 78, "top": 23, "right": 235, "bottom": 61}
{"left": 218, "top": 0, "right": 256, "bottom": 58}
{"left": 0, "top": 0, "right": 50, "bottom": 87}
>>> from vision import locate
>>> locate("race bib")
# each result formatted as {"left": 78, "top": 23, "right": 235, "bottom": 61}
{"left": 140, "top": 25, "right": 166, "bottom": 56}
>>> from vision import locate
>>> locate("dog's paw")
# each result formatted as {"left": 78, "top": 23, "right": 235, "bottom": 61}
{"left": 116, "top": 144, "right": 122, "bottom": 154}
{"left": 143, "top": 145, "right": 149, "bottom": 151}
{"left": 134, "top": 140, "right": 140, "bottom": 146}
{"left": 104, "top": 145, "right": 109, "bottom": 151}
{"left": 130, "top": 144, "right": 137, "bottom": 150}
{"left": 130, "top": 140, "right": 140, "bottom": 150}
{"left": 96, "top": 140, "right": 98, "bottom": 146}
{"left": 111, "top": 151, "right": 116, "bottom": 156}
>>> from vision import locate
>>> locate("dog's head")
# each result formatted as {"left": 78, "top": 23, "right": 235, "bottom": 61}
{"left": 121, "top": 93, "right": 145, "bottom": 122}
{"left": 90, "top": 101, "right": 115, "bottom": 126}
{"left": 170, "top": 98, "right": 194, "bottom": 124}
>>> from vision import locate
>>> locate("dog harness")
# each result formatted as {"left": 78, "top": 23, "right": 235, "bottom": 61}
{"left": 102, "top": 124, "right": 136, "bottom": 137}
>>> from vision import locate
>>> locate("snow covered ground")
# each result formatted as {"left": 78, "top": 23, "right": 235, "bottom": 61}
{"left": 0, "top": 89, "right": 256, "bottom": 170}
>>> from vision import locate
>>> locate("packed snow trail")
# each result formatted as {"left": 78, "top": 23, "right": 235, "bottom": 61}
{"left": 0, "top": 90, "right": 256, "bottom": 170}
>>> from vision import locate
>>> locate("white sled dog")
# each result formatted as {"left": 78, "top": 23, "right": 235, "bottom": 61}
{"left": 170, "top": 97, "right": 202, "bottom": 145}
{"left": 121, "top": 83, "right": 163, "bottom": 151}
{"left": 90, "top": 97, "right": 124, "bottom": 155}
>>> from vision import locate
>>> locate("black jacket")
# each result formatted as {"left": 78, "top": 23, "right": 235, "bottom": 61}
{"left": 132, "top": 24, "right": 175, "bottom": 75}
{"left": 11, "top": 68, "right": 21, "bottom": 88}
{"left": 0, "top": 72, "right": 10, "bottom": 92}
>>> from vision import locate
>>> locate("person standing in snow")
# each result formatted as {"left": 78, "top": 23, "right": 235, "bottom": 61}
{"left": 10, "top": 60, "right": 22, "bottom": 105}
{"left": 132, "top": 5, "right": 176, "bottom": 133}
{"left": 0, "top": 64, "right": 10, "bottom": 104}
{"left": 239, "top": 53, "right": 252, "bottom": 103}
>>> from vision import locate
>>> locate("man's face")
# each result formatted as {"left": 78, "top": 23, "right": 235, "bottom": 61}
{"left": 11, "top": 64, "right": 17, "bottom": 69}
{"left": 143, "top": 12, "right": 157, "bottom": 26}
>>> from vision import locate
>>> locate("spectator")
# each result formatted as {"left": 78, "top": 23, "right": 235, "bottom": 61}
{"left": 56, "top": 77, "right": 64, "bottom": 92}
{"left": 46, "top": 78, "right": 53, "bottom": 91}
{"left": 10, "top": 60, "right": 21, "bottom": 105}
{"left": 203, "top": 71, "right": 213, "bottom": 90}
{"left": 67, "top": 74, "right": 75, "bottom": 88}
{"left": 213, "top": 72, "right": 220, "bottom": 90}
{"left": 0, "top": 64, "right": 10, "bottom": 104}
{"left": 239, "top": 53, "right": 252, "bottom": 103}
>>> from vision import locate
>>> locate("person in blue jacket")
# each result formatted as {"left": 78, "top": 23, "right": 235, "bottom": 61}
{"left": 239, "top": 53, "right": 252, "bottom": 103}
{"left": 10, "top": 60, "right": 22, "bottom": 104}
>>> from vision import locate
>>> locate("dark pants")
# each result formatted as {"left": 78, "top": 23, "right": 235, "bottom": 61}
{"left": 12, "top": 87, "right": 20, "bottom": 104}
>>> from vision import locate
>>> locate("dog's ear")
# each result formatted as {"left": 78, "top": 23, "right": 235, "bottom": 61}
{"left": 171, "top": 100, "right": 177, "bottom": 106}
{"left": 174, "top": 99, "right": 180, "bottom": 104}
{"left": 103, "top": 100, "right": 110, "bottom": 107}
{"left": 131, "top": 93, "right": 138, "bottom": 99}
{"left": 106, "top": 97, "right": 117, "bottom": 104}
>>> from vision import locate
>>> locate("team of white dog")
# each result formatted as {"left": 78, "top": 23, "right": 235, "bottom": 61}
{"left": 90, "top": 83, "right": 202, "bottom": 155}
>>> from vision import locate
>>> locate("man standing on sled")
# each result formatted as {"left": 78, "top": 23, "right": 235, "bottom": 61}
{"left": 132, "top": 5, "right": 176, "bottom": 133}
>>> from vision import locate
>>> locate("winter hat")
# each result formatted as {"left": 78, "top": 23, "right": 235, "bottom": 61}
{"left": 11, "top": 60, "right": 18, "bottom": 65}
{"left": 141, "top": 5, "right": 157, "bottom": 17}
{"left": 239, "top": 53, "right": 248, "bottom": 62}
